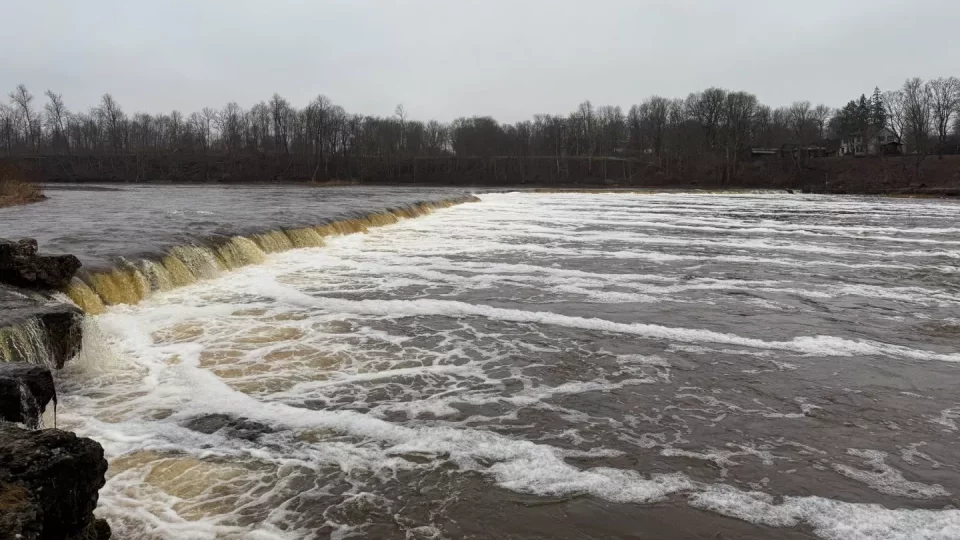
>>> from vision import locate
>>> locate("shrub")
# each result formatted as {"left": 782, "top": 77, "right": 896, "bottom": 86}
{"left": 0, "top": 166, "right": 45, "bottom": 208}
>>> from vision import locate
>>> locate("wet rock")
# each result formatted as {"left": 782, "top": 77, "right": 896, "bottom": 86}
{"left": 0, "top": 238, "right": 82, "bottom": 290}
{"left": 1, "top": 285, "right": 84, "bottom": 368}
{"left": 34, "top": 307, "right": 84, "bottom": 369}
{"left": 0, "top": 424, "right": 110, "bottom": 539}
{"left": 182, "top": 413, "right": 275, "bottom": 441}
{"left": 0, "top": 363, "right": 57, "bottom": 428}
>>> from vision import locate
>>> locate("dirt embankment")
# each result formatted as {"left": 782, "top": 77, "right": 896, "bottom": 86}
{"left": 783, "top": 155, "right": 960, "bottom": 195}
{"left": 2, "top": 154, "right": 959, "bottom": 195}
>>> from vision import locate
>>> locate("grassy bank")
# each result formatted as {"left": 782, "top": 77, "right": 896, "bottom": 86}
{"left": 0, "top": 168, "right": 45, "bottom": 208}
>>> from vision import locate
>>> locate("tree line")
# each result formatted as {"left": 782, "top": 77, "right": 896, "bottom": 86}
{"left": 2, "top": 76, "right": 959, "bottom": 183}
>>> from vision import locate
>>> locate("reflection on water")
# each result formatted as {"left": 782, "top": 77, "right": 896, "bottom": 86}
{"left": 51, "top": 192, "right": 960, "bottom": 539}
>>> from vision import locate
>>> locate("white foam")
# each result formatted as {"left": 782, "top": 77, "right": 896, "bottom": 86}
{"left": 57, "top": 191, "right": 960, "bottom": 539}
{"left": 832, "top": 449, "right": 949, "bottom": 499}
{"left": 690, "top": 487, "right": 960, "bottom": 540}
{"left": 245, "top": 279, "right": 960, "bottom": 364}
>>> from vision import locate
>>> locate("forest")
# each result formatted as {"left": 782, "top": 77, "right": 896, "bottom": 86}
{"left": 1, "top": 77, "right": 958, "bottom": 186}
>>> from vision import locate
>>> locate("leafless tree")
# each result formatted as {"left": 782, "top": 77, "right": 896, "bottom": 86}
{"left": 269, "top": 94, "right": 291, "bottom": 154}
{"left": 811, "top": 104, "right": 832, "bottom": 141}
{"left": 902, "top": 78, "right": 932, "bottom": 157}
{"left": 6, "top": 75, "right": 960, "bottom": 186}
{"left": 43, "top": 90, "right": 71, "bottom": 155}
{"left": 98, "top": 93, "right": 126, "bottom": 153}
{"left": 394, "top": 104, "right": 407, "bottom": 154}
{"left": 719, "top": 91, "right": 758, "bottom": 183}
{"left": 928, "top": 77, "right": 960, "bottom": 146}
{"left": 9, "top": 84, "right": 37, "bottom": 151}
{"left": 0, "top": 104, "right": 12, "bottom": 154}
{"left": 883, "top": 90, "right": 907, "bottom": 144}
{"left": 169, "top": 110, "right": 183, "bottom": 150}
{"left": 787, "top": 101, "right": 812, "bottom": 144}
{"left": 686, "top": 88, "right": 726, "bottom": 148}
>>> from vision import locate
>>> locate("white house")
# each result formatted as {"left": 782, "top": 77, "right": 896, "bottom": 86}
{"left": 840, "top": 127, "right": 906, "bottom": 157}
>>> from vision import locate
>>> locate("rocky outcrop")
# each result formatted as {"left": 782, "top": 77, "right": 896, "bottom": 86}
{"left": 0, "top": 424, "right": 110, "bottom": 540}
{"left": 0, "top": 238, "right": 108, "bottom": 538}
{"left": 0, "top": 238, "right": 81, "bottom": 290}
{"left": 0, "top": 364, "right": 57, "bottom": 428}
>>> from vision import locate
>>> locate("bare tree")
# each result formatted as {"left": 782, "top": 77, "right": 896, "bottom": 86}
{"left": 307, "top": 95, "right": 332, "bottom": 178}
{"left": 169, "top": 110, "right": 183, "bottom": 150}
{"left": 811, "top": 104, "right": 832, "bottom": 141}
{"left": 395, "top": 104, "right": 407, "bottom": 154}
{"left": 883, "top": 90, "right": 907, "bottom": 144}
{"left": 902, "top": 78, "right": 932, "bottom": 157}
{"left": 686, "top": 88, "right": 726, "bottom": 148}
{"left": 645, "top": 97, "right": 670, "bottom": 159}
{"left": 928, "top": 77, "right": 960, "bottom": 146}
{"left": 98, "top": 93, "right": 126, "bottom": 153}
{"left": 43, "top": 90, "right": 71, "bottom": 155}
{"left": 719, "top": 91, "right": 758, "bottom": 183}
{"left": 8, "top": 75, "right": 960, "bottom": 186}
{"left": 9, "top": 84, "right": 37, "bottom": 151}
{"left": 269, "top": 94, "right": 290, "bottom": 154}
{"left": 787, "top": 101, "right": 812, "bottom": 144}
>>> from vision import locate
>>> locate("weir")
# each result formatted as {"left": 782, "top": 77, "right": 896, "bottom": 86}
{"left": 63, "top": 196, "right": 480, "bottom": 314}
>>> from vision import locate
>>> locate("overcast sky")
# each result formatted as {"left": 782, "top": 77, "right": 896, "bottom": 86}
{"left": 2, "top": 0, "right": 957, "bottom": 123}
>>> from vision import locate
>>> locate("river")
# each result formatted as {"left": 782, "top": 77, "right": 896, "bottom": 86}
{"left": 8, "top": 188, "right": 960, "bottom": 539}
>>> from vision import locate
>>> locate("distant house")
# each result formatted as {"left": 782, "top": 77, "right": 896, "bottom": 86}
{"left": 822, "top": 138, "right": 842, "bottom": 156}
{"left": 749, "top": 147, "right": 779, "bottom": 159}
{"left": 840, "top": 127, "right": 906, "bottom": 157}
{"left": 778, "top": 144, "right": 829, "bottom": 159}
{"left": 749, "top": 144, "right": 833, "bottom": 160}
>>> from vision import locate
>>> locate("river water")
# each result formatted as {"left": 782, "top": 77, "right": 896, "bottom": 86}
{"left": 0, "top": 184, "right": 471, "bottom": 269}
{"left": 35, "top": 191, "right": 960, "bottom": 538}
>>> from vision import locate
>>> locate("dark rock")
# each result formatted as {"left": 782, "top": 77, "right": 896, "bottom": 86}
{"left": 0, "top": 238, "right": 38, "bottom": 258}
{"left": 35, "top": 308, "right": 84, "bottom": 369}
{"left": 183, "top": 413, "right": 275, "bottom": 441}
{"left": 0, "top": 238, "right": 82, "bottom": 290}
{"left": 0, "top": 424, "right": 110, "bottom": 540}
{"left": 0, "top": 364, "right": 57, "bottom": 428}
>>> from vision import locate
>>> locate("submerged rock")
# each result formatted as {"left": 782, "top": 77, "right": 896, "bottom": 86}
{"left": 182, "top": 413, "right": 275, "bottom": 441}
{"left": 0, "top": 363, "right": 57, "bottom": 428}
{"left": 0, "top": 238, "right": 82, "bottom": 290}
{"left": 0, "top": 424, "right": 110, "bottom": 540}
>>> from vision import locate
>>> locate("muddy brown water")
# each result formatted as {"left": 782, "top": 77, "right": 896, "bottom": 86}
{"left": 4, "top": 189, "right": 960, "bottom": 539}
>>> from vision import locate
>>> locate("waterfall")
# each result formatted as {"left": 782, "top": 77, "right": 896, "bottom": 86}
{"left": 62, "top": 196, "right": 480, "bottom": 314}
{"left": 0, "top": 318, "right": 50, "bottom": 366}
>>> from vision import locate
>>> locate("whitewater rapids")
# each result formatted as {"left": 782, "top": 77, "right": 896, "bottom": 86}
{"left": 58, "top": 192, "right": 960, "bottom": 539}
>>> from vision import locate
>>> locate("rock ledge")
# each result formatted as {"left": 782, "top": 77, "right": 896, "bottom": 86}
{"left": 0, "top": 424, "right": 111, "bottom": 539}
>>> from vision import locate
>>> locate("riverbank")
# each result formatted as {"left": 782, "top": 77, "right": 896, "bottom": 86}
{"left": 4, "top": 154, "right": 960, "bottom": 196}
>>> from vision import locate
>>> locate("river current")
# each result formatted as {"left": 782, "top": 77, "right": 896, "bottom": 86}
{"left": 27, "top": 191, "right": 960, "bottom": 538}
